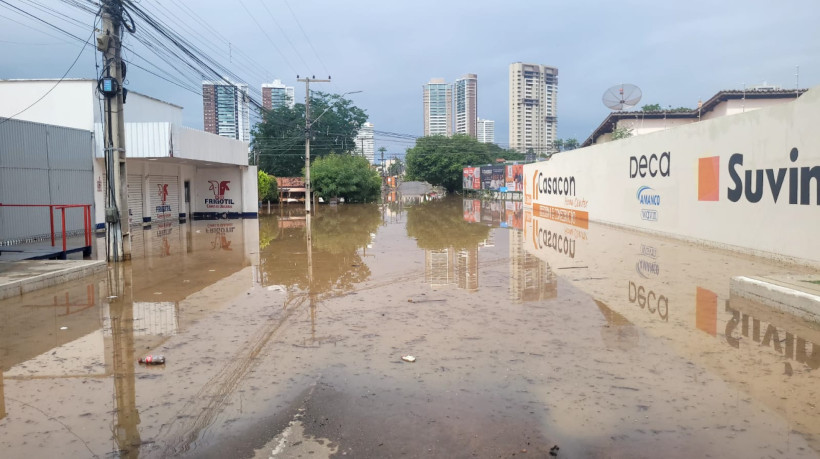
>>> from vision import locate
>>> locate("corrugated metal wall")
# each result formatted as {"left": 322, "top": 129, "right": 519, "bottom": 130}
{"left": 0, "top": 119, "right": 93, "bottom": 244}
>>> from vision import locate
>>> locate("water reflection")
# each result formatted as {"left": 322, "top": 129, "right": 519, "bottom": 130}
{"left": 0, "top": 219, "right": 257, "bottom": 458}
{"left": 257, "top": 204, "right": 381, "bottom": 295}
{"left": 519, "top": 205, "right": 820, "bottom": 453}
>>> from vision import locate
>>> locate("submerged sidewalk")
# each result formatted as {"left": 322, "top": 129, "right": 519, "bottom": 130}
{"left": 731, "top": 273, "right": 820, "bottom": 323}
{"left": 0, "top": 259, "right": 107, "bottom": 300}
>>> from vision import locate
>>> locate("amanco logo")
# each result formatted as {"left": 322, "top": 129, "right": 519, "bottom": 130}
{"left": 629, "top": 152, "right": 671, "bottom": 178}
{"left": 637, "top": 186, "right": 660, "bottom": 222}
{"left": 699, "top": 148, "right": 820, "bottom": 204}
{"left": 532, "top": 219, "right": 576, "bottom": 258}
{"left": 531, "top": 170, "right": 576, "bottom": 199}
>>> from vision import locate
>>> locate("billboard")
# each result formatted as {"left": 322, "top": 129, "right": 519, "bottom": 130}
{"left": 491, "top": 164, "right": 505, "bottom": 190}
{"left": 463, "top": 167, "right": 480, "bottom": 190}
{"left": 463, "top": 199, "right": 481, "bottom": 222}
{"left": 480, "top": 166, "right": 493, "bottom": 190}
{"left": 505, "top": 164, "right": 524, "bottom": 192}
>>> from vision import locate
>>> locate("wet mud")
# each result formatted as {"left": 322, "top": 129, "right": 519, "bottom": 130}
{"left": 1, "top": 197, "right": 819, "bottom": 458}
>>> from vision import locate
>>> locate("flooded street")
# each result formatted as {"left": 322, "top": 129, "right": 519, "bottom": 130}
{"left": 1, "top": 197, "right": 819, "bottom": 458}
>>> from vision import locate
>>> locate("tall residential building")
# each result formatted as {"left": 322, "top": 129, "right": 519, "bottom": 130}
{"left": 508, "top": 63, "right": 558, "bottom": 155}
{"left": 423, "top": 78, "right": 452, "bottom": 136}
{"left": 261, "top": 79, "right": 295, "bottom": 110}
{"left": 202, "top": 80, "right": 251, "bottom": 142}
{"left": 355, "top": 122, "right": 375, "bottom": 164}
{"left": 477, "top": 118, "right": 495, "bottom": 144}
{"left": 454, "top": 74, "right": 478, "bottom": 137}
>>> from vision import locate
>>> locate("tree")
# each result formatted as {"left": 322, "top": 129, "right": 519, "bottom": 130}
{"left": 641, "top": 103, "right": 662, "bottom": 111}
{"left": 563, "top": 138, "right": 580, "bottom": 150}
{"left": 405, "top": 135, "right": 494, "bottom": 192}
{"left": 251, "top": 91, "right": 368, "bottom": 177}
{"left": 611, "top": 126, "right": 633, "bottom": 140}
{"left": 552, "top": 138, "right": 564, "bottom": 152}
{"left": 387, "top": 158, "right": 404, "bottom": 176}
{"left": 257, "top": 170, "right": 278, "bottom": 202}
{"left": 311, "top": 153, "right": 382, "bottom": 203}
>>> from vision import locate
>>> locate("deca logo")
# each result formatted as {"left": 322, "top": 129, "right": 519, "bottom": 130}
{"left": 699, "top": 148, "right": 819, "bottom": 204}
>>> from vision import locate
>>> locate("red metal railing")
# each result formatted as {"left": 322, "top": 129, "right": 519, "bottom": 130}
{"left": 0, "top": 204, "right": 92, "bottom": 252}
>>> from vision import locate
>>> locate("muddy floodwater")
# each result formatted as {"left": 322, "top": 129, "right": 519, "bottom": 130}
{"left": 1, "top": 197, "right": 819, "bottom": 458}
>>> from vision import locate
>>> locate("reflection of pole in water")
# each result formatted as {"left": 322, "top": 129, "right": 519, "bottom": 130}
{"left": 306, "top": 211, "right": 317, "bottom": 342}
{"left": 108, "top": 264, "right": 141, "bottom": 456}
{"left": 0, "top": 371, "right": 5, "bottom": 421}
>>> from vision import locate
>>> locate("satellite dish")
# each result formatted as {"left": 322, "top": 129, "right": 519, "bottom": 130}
{"left": 602, "top": 84, "right": 642, "bottom": 110}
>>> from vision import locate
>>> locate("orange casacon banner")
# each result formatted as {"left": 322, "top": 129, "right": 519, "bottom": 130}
{"left": 532, "top": 203, "right": 589, "bottom": 229}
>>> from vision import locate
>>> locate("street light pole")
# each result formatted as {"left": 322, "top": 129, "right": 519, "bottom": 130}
{"left": 297, "top": 77, "right": 330, "bottom": 214}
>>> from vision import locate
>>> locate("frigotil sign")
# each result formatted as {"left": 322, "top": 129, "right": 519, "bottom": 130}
{"left": 205, "top": 180, "right": 235, "bottom": 209}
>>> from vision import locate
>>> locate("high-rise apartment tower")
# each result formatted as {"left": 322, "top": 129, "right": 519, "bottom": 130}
{"left": 423, "top": 78, "right": 452, "bottom": 136}
{"left": 477, "top": 118, "right": 495, "bottom": 144}
{"left": 202, "top": 80, "right": 251, "bottom": 142}
{"left": 508, "top": 63, "right": 558, "bottom": 155}
{"left": 261, "top": 79, "right": 295, "bottom": 110}
{"left": 454, "top": 74, "right": 478, "bottom": 137}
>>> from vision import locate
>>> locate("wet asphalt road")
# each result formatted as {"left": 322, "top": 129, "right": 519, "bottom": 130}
{"left": 1, "top": 197, "right": 819, "bottom": 458}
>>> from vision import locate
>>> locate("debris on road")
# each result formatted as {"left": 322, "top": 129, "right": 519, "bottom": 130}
{"left": 401, "top": 355, "right": 416, "bottom": 363}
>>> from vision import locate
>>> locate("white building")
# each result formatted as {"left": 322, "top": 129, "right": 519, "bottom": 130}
{"left": 262, "top": 79, "right": 295, "bottom": 110}
{"left": 477, "top": 118, "right": 495, "bottom": 144}
{"left": 355, "top": 122, "right": 375, "bottom": 164}
{"left": 202, "top": 80, "right": 251, "bottom": 142}
{"left": 0, "top": 79, "right": 257, "bottom": 228}
{"left": 582, "top": 88, "right": 807, "bottom": 146}
{"left": 423, "top": 78, "right": 452, "bottom": 136}
{"left": 509, "top": 63, "right": 558, "bottom": 155}
{"left": 454, "top": 74, "right": 478, "bottom": 138}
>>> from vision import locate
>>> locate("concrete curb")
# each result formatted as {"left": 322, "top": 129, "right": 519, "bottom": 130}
{"left": 0, "top": 260, "right": 107, "bottom": 300}
{"left": 730, "top": 276, "right": 820, "bottom": 324}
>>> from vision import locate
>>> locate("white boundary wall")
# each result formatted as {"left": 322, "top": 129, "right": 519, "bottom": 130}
{"left": 523, "top": 86, "right": 820, "bottom": 266}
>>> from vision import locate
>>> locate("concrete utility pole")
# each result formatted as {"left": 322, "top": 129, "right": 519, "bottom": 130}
{"left": 99, "top": 0, "right": 131, "bottom": 261}
{"left": 297, "top": 76, "right": 330, "bottom": 214}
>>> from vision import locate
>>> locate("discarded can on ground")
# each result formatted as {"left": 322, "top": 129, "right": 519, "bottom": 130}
{"left": 139, "top": 355, "right": 166, "bottom": 365}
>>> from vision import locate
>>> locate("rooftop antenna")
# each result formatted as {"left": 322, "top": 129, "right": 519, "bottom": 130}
{"left": 795, "top": 65, "right": 800, "bottom": 98}
{"left": 602, "top": 83, "right": 642, "bottom": 111}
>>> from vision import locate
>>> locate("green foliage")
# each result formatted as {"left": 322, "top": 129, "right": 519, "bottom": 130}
{"left": 553, "top": 138, "right": 580, "bottom": 152}
{"left": 257, "top": 170, "right": 278, "bottom": 202}
{"left": 611, "top": 126, "right": 633, "bottom": 140}
{"left": 252, "top": 91, "right": 368, "bottom": 177}
{"left": 405, "top": 135, "right": 495, "bottom": 192}
{"left": 311, "top": 154, "right": 381, "bottom": 203}
{"left": 405, "top": 197, "right": 490, "bottom": 250}
{"left": 312, "top": 204, "right": 382, "bottom": 254}
{"left": 641, "top": 103, "right": 691, "bottom": 113}
{"left": 387, "top": 158, "right": 404, "bottom": 176}
{"left": 641, "top": 103, "right": 662, "bottom": 111}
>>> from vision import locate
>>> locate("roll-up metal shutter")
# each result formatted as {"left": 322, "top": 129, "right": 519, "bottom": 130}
{"left": 127, "top": 175, "right": 143, "bottom": 227}
{"left": 148, "top": 175, "right": 179, "bottom": 222}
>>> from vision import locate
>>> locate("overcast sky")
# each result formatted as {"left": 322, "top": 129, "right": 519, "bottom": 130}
{"left": 2, "top": 0, "right": 819, "bottom": 155}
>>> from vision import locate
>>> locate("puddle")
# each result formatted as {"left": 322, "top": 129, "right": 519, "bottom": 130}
{"left": 0, "top": 199, "right": 818, "bottom": 458}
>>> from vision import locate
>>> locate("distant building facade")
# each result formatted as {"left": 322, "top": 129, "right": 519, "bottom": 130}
{"left": 454, "top": 74, "right": 478, "bottom": 138}
{"left": 261, "top": 79, "right": 295, "bottom": 110}
{"left": 423, "top": 78, "right": 452, "bottom": 136}
{"left": 202, "top": 80, "right": 251, "bottom": 142}
{"left": 355, "top": 122, "right": 375, "bottom": 163}
{"left": 477, "top": 118, "right": 495, "bottom": 144}
{"left": 508, "top": 63, "right": 558, "bottom": 155}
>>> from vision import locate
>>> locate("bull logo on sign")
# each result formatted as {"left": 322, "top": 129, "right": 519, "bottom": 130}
{"left": 208, "top": 180, "right": 230, "bottom": 200}
{"left": 157, "top": 184, "right": 168, "bottom": 204}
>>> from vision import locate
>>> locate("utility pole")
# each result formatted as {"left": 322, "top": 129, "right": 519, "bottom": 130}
{"left": 98, "top": 0, "right": 131, "bottom": 261}
{"left": 297, "top": 76, "right": 330, "bottom": 214}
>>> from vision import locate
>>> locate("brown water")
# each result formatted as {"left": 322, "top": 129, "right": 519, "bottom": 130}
{"left": 0, "top": 197, "right": 818, "bottom": 458}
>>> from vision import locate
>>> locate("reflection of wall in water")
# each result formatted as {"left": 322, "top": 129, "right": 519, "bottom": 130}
{"left": 721, "top": 291, "right": 820, "bottom": 369}
{"left": 456, "top": 246, "right": 479, "bottom": 291}
{"left": 0, "top": 372, "right": 5, "bottom": 420}
{"left": 102, "top": 302, "right": 178, "bottom": 337}
{"left": 509, "top": 230, "right": 557, "bottom": 302}
{"left": 425, "top": 249, "right": 455, "bottom": 287}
